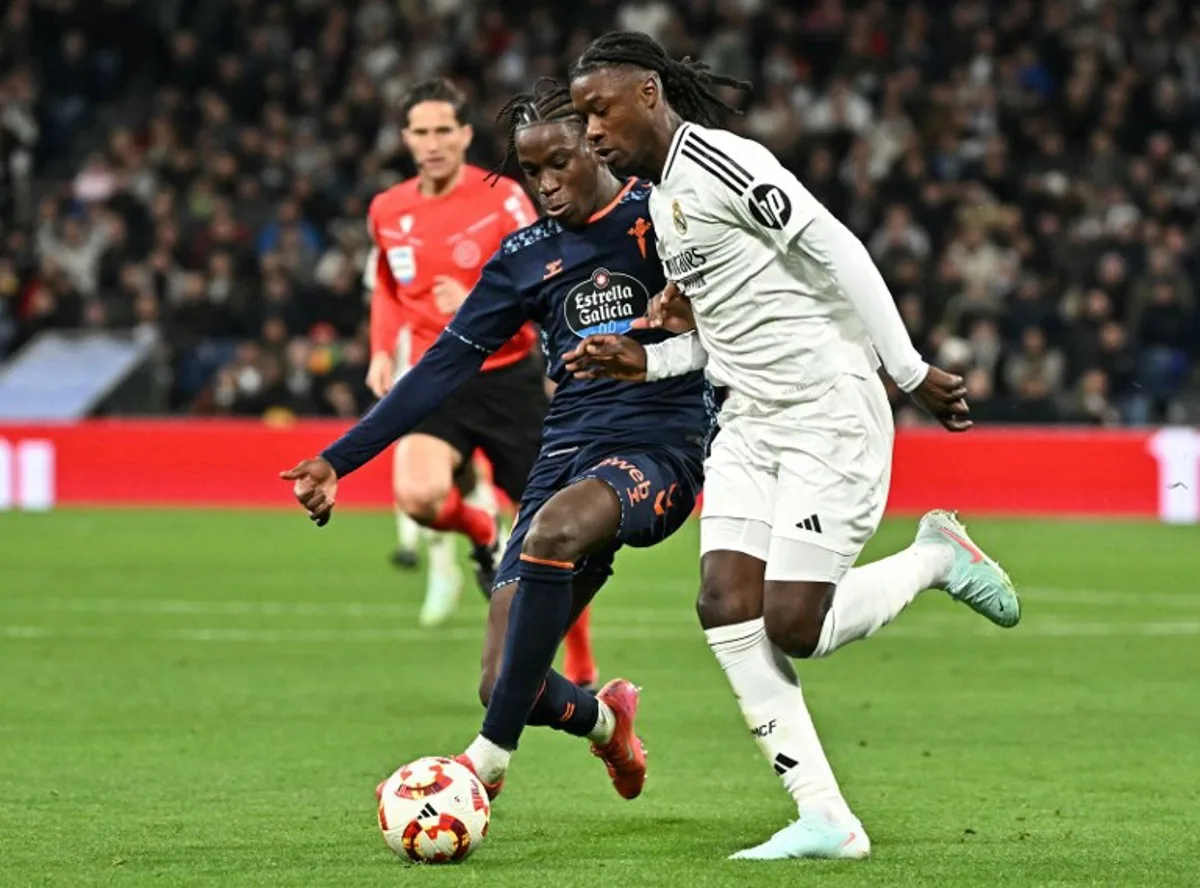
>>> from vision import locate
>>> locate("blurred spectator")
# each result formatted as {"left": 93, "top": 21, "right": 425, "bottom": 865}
{"left": 2, "top": 0, "right": 1197, "bottom": 425}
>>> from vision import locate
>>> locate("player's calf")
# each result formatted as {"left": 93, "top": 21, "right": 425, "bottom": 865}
{"left": 394, "top": 482, "right": 451, "bottom": 525}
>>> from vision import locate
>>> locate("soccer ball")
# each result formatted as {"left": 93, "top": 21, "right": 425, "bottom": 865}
{"left": 377, "top": 757, "right": 491, "bottom": 863}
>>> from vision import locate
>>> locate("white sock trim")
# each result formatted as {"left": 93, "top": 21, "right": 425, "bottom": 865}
{"left": 586, "top": 700, "right": 615, "bottom": 745}
{"left": 464, "top": 734, "right": 511, "bottom": 783}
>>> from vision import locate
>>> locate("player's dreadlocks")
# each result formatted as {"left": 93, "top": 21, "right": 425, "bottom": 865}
{"left": 569, "top": 31, "right": 751, "bottom": 127}
{"left": 489, "top": 78, "right": 583, "bottom": 184}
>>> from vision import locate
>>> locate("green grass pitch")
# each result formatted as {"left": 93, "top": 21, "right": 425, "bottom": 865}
{"left": 2, "top": 510, "right": 1198, "bottom": 887}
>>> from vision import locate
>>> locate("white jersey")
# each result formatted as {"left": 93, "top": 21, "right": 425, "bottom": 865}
{"left": 646, "top": 123, "right": 926, "bottom": 408}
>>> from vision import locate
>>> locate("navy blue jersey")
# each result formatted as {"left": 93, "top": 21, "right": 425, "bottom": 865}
{"left": 322, "top": 179, "right": 715, "bottom": 478}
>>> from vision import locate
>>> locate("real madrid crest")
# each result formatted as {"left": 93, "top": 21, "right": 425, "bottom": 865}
{"left": 672, "top": 199, "right": 687, "bottom": 234}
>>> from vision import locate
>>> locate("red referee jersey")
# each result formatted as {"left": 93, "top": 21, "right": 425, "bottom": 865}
{"left": 368, "top": 165, "right": 538, "bottom": 370}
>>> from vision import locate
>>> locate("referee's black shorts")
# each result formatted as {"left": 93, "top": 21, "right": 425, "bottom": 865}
{"left": 412, "top": 355, "right": 548, "bottom": 502}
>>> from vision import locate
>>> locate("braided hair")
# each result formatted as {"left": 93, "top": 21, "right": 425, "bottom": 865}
{"left": 569, "top": 30, "right": 751, "bottom": 127}
{"left": 490, "top": 78, "right": 583, "bottom": 183}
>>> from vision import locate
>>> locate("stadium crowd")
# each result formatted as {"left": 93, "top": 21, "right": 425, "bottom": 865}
{"left": 1, "top": 0, "right": 1198, "bottom": 425}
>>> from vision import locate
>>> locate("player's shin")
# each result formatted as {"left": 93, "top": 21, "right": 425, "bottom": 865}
{"left": 705, "top": 618, "right": 854, "bottom": 825}
{"left": 811, "top": 544, "right": 951, "bottom": 657}
{"left": 472, "top": 555, "right": 575, "bottom": 779}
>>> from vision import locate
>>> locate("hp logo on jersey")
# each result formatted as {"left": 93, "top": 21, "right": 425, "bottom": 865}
{"left": 563, "top": 267, "right": 650, "bottom": 338}
{"left": 747, "top": 184, "right": 793, "bottom": 230}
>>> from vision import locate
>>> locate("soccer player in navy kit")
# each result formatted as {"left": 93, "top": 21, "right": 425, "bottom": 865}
{"left": 282, "top": 81, "right": 715, "bottom": 802}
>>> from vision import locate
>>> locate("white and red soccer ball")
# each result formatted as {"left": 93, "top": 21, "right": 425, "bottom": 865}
{"left": 377, "top": 757, "right": 491, "bottom": 863}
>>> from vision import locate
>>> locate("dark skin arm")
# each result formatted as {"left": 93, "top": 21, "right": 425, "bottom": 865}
{"left": 909, "top": 368, "right": 972, "bottom": 432}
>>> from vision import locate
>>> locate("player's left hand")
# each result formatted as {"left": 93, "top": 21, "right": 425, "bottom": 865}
{"left": 432, "top": 275, "right": 469, "bottom": 314}
{"left": 911, "top": 366, "right": 973, "bottom": 432}
{"left": 280, "top": 457, "right": 339, "bottom": 525}
{"left": 562, "top": 334, "right": 648, "bottom": 382}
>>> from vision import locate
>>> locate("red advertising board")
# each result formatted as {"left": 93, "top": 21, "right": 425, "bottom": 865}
{"left": 1, "top": 421, "right": 1198, "bottom": 523}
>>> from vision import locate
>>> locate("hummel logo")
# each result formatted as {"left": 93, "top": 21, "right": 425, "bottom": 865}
{"left": 773, "top": 752, "right": 799, "bottom": 775}
{"left": 797, "top": 514, "right": 823, "bottom": 534}
{"left": 417, "top": 802, "right": 438, "bottom": 819}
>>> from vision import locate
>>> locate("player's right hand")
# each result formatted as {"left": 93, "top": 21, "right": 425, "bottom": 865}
{"left": 366, "top": 352, "right": 395, "bottom": 399}
{"left": 280, "top": 457, "right": 339, "bottom": 526}
{"left": 632, "top": 281, "right": 695, "bottom": 334}
{"left": 911, "top": 366, "right": 973, "bottom": 432}
{"left": 562, "top": 335, "right": 648, "bottom": 382}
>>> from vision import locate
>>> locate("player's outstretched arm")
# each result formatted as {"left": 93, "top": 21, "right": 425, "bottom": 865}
{"left": 280, "top": 257, "right": 530, "bottom": 523}
{"left": 280, "top": 332, "right": 490, "bottom": 524}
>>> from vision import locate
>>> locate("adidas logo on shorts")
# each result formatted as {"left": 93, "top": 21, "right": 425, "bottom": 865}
{"left": 796, "top": 514, "right": 823, "bottom": 534}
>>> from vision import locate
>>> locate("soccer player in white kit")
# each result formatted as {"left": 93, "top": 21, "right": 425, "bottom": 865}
{"left": 565, "top": 31, "right": 1022, "bottom": 861}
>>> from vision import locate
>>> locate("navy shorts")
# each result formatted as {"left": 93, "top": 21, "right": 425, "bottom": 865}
{"left": 493, "top": 442, "right": 702, "bottom": 591}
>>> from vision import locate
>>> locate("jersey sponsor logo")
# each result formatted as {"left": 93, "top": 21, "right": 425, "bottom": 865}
{"left": 452, "top": 239, "right": 482, "bottom": 270}
{"left": 626, "top": 217, "right": 652, "bottom": 259}
{"left": 387, "top": 246, "right": 417, "bottom": 284}
{"left": 671, "top": 199, "right": 687, "bottom": 234}
{"left": 747, "top": 183, "right": 793, "bottom": 230}
{"left": 663, "top": 248, "right": 709, "bottom": 291}
{"left": 563, "top": 267, "right": 649, "bottom": 338}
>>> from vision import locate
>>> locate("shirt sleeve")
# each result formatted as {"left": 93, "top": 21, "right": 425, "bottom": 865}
{"left": 796, "top": 214, "right": 929, "bottom": 392}
{"left": 699, "top": 131, "right": 928, "bottom": 392}
{"left": 321, "top": 254, "right": 530, "bottom": 477}
{"left": 644, "top": 332, "right": 709, "bottom": 382}
{"left": 367, "top": 213, "right": 404, "bottom": 358}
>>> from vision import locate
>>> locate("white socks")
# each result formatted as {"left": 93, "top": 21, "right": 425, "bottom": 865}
{"left": 587, "top": 700, "right": 616, "bottom": 745}
{"left": 425, "top": 530, "right": 458, "bottom": 579}
{"left": 704, "top": 544, "right": 952, "bottom": 825}
{"left": 464, "top": 735, "right": 511, "bottom": 784}
{"left": 812, "top": 543, "right": 951, "bottom": 657}
{"left": 706, "top": 619, "right": 854, "bottom": 825}
{"left": 465, "top": 702, "right": 615, "bottom": 785}
{"left": 395, "top": 507, "right": 420, "bottom": 550}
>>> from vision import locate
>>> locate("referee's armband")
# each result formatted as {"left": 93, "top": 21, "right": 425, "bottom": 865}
{"left": 645, "top": 332, "right": 709, "bottom": 382}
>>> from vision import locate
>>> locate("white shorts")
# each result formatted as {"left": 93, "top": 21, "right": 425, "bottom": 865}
{"left": 699, "top": 373, "right": 894, "bottom": 583}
